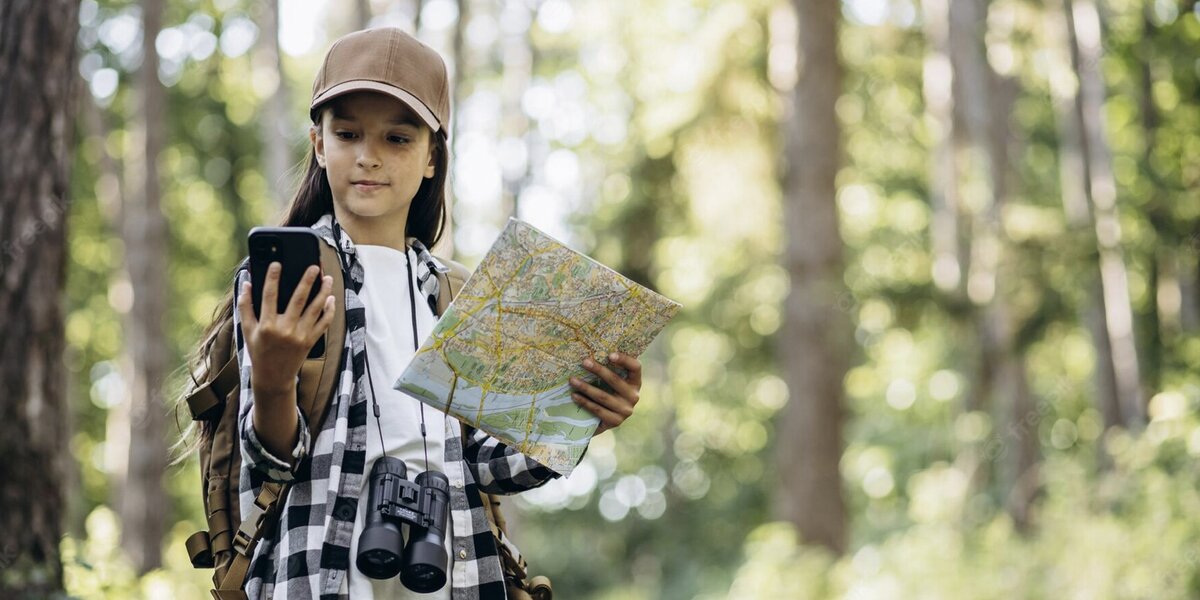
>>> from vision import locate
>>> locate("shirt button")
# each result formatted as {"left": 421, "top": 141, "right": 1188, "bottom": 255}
{"left": 454, "top": 481, "right": 463, "bottom": 489}
{"left": 458, "top": 548, "right": 468, "bottom": 560}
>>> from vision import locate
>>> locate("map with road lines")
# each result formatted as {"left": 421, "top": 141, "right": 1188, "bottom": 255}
{"left": 394, "top": 218, "right": 681, "bottom": 475}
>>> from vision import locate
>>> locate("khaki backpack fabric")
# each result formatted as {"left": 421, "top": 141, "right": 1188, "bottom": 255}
{"left": 183, "top": 241, "right": 551, "bottom": 600}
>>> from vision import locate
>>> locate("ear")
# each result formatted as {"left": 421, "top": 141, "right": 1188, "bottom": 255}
{"left": 423, "top": 142, "right": 437, "bottom": 179}
{"left": 310, "top": 124, "right": 326, "bottom": 169}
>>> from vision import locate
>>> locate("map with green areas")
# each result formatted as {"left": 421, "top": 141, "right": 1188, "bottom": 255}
{"left": 394, "top": 218, "right": 681, "bottom": 475}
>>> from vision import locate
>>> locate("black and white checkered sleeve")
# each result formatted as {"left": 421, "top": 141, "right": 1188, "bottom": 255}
{"left": 462, "top": 426, "right": 560, "bottom": 494}
{"left": 232, "top": 268, "right": 310, "bottom": 483}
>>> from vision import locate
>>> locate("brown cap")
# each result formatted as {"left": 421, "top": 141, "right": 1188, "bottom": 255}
{"left": 310, "top": 28, "right": 450, "bottom": 138}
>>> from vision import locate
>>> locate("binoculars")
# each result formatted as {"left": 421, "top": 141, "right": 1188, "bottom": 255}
{"left": 356, "top": 456, "right": 451, "bottom": 593}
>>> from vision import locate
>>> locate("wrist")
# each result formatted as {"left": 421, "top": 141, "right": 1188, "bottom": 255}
{"left": 252, "top": 380, "right": 297, "bottom": 403}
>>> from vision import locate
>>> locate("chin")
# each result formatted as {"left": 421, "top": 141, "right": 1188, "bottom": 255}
{"left": 338, "top": 196, "right": 389, "bottom": 216}
{"left": 335, "top": 196, "right": 412, "bottom": 222}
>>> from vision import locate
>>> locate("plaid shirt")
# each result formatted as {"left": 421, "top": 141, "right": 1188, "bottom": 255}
{"left": 233, "top": 213, "right": 558, "bottom": 599}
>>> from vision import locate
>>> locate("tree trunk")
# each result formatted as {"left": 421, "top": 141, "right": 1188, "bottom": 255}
{"left": 256, "top": 0, "right": 294, "bottom": 214}
{"left": 1180, "top": 252, "right": 1200, "bottom": 332}
{"left": 499, "top": 0, "right": 533, "bottom": 221}
{"left": 1045, "top": 6, "right": 1122, "bottom": 432}
{"left": 355, "top": 0, "right": 372, "bottom": 30}
{"left": 1138, "top": 7, "right": 1165, "bottom": 391}
{"left": 775, "top": 0, "right": 848, "bottom": 555}
{"left": 921, "top": 0, "right": 964, "bottom": 298}
{"left": 435, "top": 0, "right": 471, "bottom": 258}
{"left": 0, "top": 0, "right": 80, "bottom": 595}
{"left": 952, "top": 0, "right": 1037, "bottom": 529}
{"left": 118, "top": 0, "right": 170, "bottom": 574}
{"left": 1064, "top": 0, "right": 1144, "bottom": 426}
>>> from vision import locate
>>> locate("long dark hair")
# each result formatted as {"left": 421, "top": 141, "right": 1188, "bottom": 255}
{"left": 172, "top": 109, "right": 450, "bottom": 460}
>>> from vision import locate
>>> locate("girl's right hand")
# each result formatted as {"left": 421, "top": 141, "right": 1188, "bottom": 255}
{"left": 236, "top": 262, "right": 336, "bottom": 396}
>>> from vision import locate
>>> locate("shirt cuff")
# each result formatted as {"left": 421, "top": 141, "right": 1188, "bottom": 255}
{"left": 240, "top": 404, "right": 310, "bottom": 482}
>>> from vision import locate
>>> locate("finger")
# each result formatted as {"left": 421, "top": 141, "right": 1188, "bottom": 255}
{"left": 306, "top": 293, "right": 337, "bottom": 345}
{"left": 572, "top": 392, "right": 624, "bottom": 430}
{"left": 570, "top": 376, "right": 632, "bottom": 418}
{"left": 262, "top": 262, "right": 281, "bottom": 319}
{"left": 236, "top": 280, "right": 259, "bottom": 333}
{"left": 285, "top": 265, "right": 321, "bottom": 319}
{"left": 582, "top": 357, "right": 637, "bottom": 402}
{"left": 298, "top": 273, "right": 332, "bottom": 326}
{"left": 609, "top": 352, "right": 643, "bottom": 388}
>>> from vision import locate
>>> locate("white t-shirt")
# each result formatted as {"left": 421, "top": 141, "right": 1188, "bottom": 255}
{"left": 346, "top": 244, "right": 454, "bottom": 599}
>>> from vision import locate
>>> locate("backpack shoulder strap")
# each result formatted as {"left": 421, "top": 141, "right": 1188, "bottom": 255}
{"left": 433, "top": 255, "right": 471, "bottom": 316}
{"left": 296, "top": 239, "right": 346, "bottom": 431}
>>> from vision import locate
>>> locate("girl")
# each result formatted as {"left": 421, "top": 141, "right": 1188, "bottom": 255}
{"left": 191, "top": 27, "right": 643, "bottom": 599}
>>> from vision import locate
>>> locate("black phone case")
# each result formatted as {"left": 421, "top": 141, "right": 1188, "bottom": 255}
{"left": 248, "top": 227, "right": 323, "bottom": 320}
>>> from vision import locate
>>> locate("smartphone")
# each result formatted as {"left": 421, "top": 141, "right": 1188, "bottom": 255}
{"left": 248, "top": 227, "right": 323, "bottom": 319}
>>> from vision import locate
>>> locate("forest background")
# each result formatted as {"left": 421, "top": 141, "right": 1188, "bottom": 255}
{"left": 2, "top": 0, "right": 1200, "bottom": 598}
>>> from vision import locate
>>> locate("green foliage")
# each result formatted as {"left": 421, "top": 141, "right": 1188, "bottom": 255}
{"left": 726, "top": 410, "right": 1200, "bottom": 599}
{"left": 60, "top": 0, "right": 1200, "bottom": 598}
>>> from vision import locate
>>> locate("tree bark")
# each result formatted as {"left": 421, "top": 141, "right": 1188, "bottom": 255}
{"left": 118, "top": 0, "right": 170, "bottom": 574}
{"left": 256, "top": 0, "right": 294, "bottom": 214}
{"left": 775, "top": 0, "right": 848, "bottom": 554}
{"left": 1063, "top": 0, "right": 1145, "bottom": 427}
{"left": 0, "top": 0, "right": 80, "bottom": 594}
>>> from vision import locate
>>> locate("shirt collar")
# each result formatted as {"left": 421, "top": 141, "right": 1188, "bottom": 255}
{"left": 310, "top": 212, "right": 449, "bottom": 315}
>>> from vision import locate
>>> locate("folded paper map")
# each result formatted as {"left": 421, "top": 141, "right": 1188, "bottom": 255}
{"left": 394, "top": 218, "right": 681, "bottom": 475}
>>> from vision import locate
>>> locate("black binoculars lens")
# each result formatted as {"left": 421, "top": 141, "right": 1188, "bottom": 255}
{"left": 357, "top": 457, "right": 450, "bottom": 591}
{"left": 401, "top": 564, "right": 447, "bottom": 593}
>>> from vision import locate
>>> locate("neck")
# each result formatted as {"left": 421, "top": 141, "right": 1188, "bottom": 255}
{"left": 332, "top": 205, "right": 411, "bottom": 252}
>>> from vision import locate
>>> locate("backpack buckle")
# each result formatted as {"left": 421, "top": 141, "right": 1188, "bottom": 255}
{"left": 232, "top": 501, "right": 266, "bottom": 555}
{"left": 188, "top": 357, "right": 241, "bottom": 421}
{"left": 232, "top": 485, "right": 285, "bottom": 556}
{"left": 186, "top": 381, "right": 222, "bottom": 421}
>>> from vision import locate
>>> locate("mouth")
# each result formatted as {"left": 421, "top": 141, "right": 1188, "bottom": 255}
{"left": 352, "top": 181, "right": 389, "bottom": 190}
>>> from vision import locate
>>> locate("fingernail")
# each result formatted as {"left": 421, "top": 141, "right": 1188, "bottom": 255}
{"left": 583, "top": 359, "right": 593, "bottom": 368}
{"left": 610, "top": 352, "right": 619, "bottom": 361}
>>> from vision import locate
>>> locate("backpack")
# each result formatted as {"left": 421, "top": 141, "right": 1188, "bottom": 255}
{"left": 183, "top": 240, "right": 553, "bottom": 600}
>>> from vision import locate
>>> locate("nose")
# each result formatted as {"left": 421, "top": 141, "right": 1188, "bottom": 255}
{"left": 356, "top": 139, "right": 381, "bottom": 169}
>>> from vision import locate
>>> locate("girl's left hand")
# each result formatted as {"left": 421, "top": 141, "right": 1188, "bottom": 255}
{"left": 571, "top": 352, "right": 642, "bottom": 436}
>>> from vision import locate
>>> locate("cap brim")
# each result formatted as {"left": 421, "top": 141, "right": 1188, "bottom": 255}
{"left": 310, "top": 80, "right": 442, "bottom": 135}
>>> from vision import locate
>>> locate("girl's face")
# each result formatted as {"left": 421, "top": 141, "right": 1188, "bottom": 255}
{"left": 310, "top": 92, "right": 437, "bottom": 230}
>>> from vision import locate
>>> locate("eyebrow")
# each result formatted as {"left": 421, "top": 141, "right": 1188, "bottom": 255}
{"left": 330, "top": 106, "right": 421, "bottom": 127}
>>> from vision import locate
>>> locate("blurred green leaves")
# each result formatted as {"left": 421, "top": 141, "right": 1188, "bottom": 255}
{"left": 59, "top": 0, "right": 1200, "bottom": 598}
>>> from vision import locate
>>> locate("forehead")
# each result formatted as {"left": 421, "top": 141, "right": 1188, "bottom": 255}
{"left": 325, "top": 92, "right": 425, "bottom": 128}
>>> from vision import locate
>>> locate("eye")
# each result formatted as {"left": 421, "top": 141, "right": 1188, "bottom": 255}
{"left": 389, "top": 135, "right": 410, "bottom": 144}
{"left": 335, "top": 131, "right": 356, "bottom": 140}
